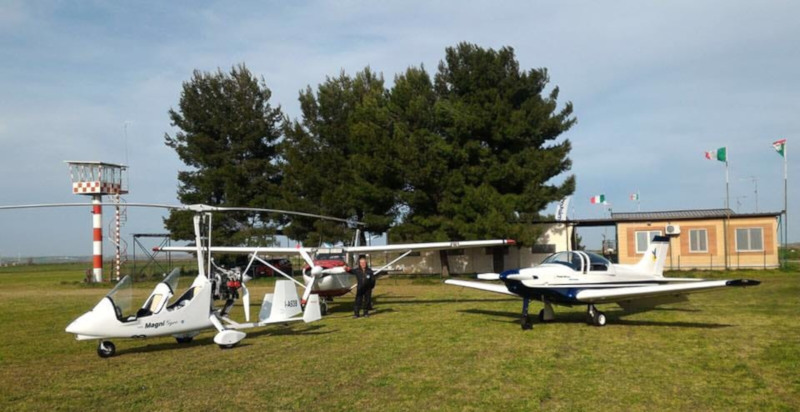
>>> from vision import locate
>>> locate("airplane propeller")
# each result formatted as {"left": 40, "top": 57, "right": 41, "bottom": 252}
{"left": 240, "top": 275, "right": 251, "bottom": 322}
{"left": 297, "top": 246, "right": 320, "bottom": 305}
{"left": 296, "top": 245, "right": 347, "bottom": 305}
{"left": 241, "top": 256, "right": 265, "bottom": 323}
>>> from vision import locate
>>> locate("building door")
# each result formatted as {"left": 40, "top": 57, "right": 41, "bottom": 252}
{"left": 492, "top": 247, "right": 505, "bottom": 273}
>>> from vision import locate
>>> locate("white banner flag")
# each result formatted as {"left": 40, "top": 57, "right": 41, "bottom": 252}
{"left": 555, "top": 196, "right": 571, "bottom": 222}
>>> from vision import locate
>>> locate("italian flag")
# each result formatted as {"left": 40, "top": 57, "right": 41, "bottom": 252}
{"left": 630, "top": 193, "right": 639, "bottom": 201}
{"left": 704, "top": 147, "right": 727, "bottom": 162}
{"left": 590, "top": 194, "right": 606, "bottom": 204}
{"left": 773, "top": 139, "right": 786, "bottom": 157}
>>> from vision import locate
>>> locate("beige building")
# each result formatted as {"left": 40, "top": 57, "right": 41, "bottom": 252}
{"left": 381, "top": 208, "right": 781, "bottom": 274}
{"left": 612, "top": 209, "right": 781, "bottom": 270}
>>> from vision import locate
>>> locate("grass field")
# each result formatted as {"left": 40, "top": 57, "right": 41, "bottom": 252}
{"left": 0, "top": 264, "right": 798, "bottom": 411}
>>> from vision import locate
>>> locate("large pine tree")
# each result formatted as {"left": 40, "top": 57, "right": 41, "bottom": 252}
{"left": 280, "top": 68, "right": 403, "bottom": 244}
{"left": 164, "top": 64, "right": 284, "bottom": 246}
{"left": 391, "top": 43, "right": 576, "bottom": 246}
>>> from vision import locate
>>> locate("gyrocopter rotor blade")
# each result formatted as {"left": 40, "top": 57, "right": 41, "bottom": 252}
{"left": 0, "top": 202, "right": 364, "bottom": 226}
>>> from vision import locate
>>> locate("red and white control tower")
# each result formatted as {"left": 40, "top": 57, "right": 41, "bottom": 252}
{"left": 66, "top": 161, "right": 128, "bottom": 283}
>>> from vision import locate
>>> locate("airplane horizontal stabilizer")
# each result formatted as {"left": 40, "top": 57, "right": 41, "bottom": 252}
{"left": 444, "top": 279, "right": 517, "bottom": 296}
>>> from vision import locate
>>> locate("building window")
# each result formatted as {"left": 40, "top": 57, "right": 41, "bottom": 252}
{"left": 689, "top": 229, "right": 708, "bottom": 253}
{"left": 736, "top": 228, "right": 764, "bottom": 252}
{"left": 635, "top": 230, "right": 662, "bottom": 254}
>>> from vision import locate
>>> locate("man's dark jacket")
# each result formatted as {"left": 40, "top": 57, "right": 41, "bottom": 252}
{"left": 349, "top": 266, "right": 376, "bottom": 290}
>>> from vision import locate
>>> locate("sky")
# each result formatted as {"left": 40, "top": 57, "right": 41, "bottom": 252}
{"left": 1, "top": 0, "right": 798, "bottom": 258}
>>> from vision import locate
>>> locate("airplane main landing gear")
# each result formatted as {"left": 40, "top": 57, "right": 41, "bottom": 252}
{"left": 538, "top": 300, "right": 555, "bottom": 323}
{"left": 320, "top": 301, "right": 328, "bottom": 316}
{"left": 97, "top": 340, "right": 116, "bottom": 358}
{"left": 586, "top": 304, "right": 607, "bottom": 327}
{"left": 520, "top": 298, "right": 533, "bottom": 330}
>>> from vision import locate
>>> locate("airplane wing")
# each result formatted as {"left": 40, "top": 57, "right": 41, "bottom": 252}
{"left": 444, "top": 279, "right": 518, "bottom": 296}
{"left": 342, "top": 239, "right": 515, "bottom": 253}
{"left": 157, "top": 246, "right": 302, "bottom": 254}
{"left": 574, "top": 279, "right": 760, "bottom": 304}
{"left": 158, "top": 239, "right": 515, "bottom": 255}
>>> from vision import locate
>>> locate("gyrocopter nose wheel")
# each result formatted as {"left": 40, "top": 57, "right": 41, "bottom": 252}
{"left": 97, "top": 341, "right": 116, "bottom": 358}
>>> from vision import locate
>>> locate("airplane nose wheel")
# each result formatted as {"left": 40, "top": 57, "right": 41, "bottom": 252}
{"left": 520, "top": 298, "right": 533, "bottom": 330}
{"left": 97, "top": 341, "right": 116, "bottom": 358}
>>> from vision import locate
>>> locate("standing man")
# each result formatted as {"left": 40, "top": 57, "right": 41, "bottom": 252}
{"left": 347, "top": 255, "right": 375, "bottom": 318}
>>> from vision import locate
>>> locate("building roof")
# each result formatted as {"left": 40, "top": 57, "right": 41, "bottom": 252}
{"left": 530, "top": 208, "right": 782, "bottom": 227}
{"left": 611, "top": 208, "right": 781, "bottom": 222}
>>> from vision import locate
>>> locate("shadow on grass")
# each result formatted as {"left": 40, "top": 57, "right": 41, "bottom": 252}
{"left": 378, "top": 297, "right": 518, "bottom": 305}
{"left": 316, "top": 294, "right": 514, "bottom": 315}
{"left": 115, "top": 324, "right": 330, "bottom": 357}
{"left": 459, "top": 309, "right": 733, "bottom": 329}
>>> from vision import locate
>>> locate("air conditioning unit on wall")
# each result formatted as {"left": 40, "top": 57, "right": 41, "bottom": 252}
{"left": 665, "top": 224, "right": 681, "bottom": 235}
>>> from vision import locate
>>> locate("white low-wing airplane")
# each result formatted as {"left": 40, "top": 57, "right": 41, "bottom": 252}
{"left": 159, "top": 239, "right": 517, "bottom": 314}
{"left": 65, "top": 214, "right": 323, "bottom": 357}
{"left": 445, "top": 236, "right": 760, "bottom": 329}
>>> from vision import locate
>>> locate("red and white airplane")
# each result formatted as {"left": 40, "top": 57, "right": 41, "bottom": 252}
{"left": 159, "top": 237, "right": 517, "bottom": 314}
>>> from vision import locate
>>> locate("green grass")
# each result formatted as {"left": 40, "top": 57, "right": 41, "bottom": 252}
{"left": 0, "top": 265, "right": 798, "bottom": 411}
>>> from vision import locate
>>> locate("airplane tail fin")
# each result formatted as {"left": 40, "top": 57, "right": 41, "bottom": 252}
{"left": 258, "top": 280, "right": 302, "bottom": 322}
{"left": 302, "top": 294, "right": 322, "bottom": 323}
{"left": 634, "top": 236, "right": 670, "bottom": 277}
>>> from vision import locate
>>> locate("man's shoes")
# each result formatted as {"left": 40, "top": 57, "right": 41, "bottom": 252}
{"left": 363, "top": 313, "right": 370, "bottom": 318}
{"left": 353, "top": 315, "right": 360, "bottom": 319}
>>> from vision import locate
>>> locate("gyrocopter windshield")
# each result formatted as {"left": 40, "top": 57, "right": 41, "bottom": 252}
{"left": 162, "top": 269, "right": 180, "bottom": 294}
{"left": 105, "top": 275, "right": 133, "bottom": 319}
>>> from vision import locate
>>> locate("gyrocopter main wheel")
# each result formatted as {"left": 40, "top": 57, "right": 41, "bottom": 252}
{"left": 97, "top": 341, "right": 116, "bottom": 358}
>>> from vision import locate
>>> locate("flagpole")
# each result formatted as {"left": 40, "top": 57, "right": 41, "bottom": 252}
{"left": 637, "top": 189, "right": 641, "bottom": 212}
{"left": 724, "top": 152, "right": 730, "bottom": 270}
{"left": 784, "top": 142, "right": 788, "bottom": 267}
